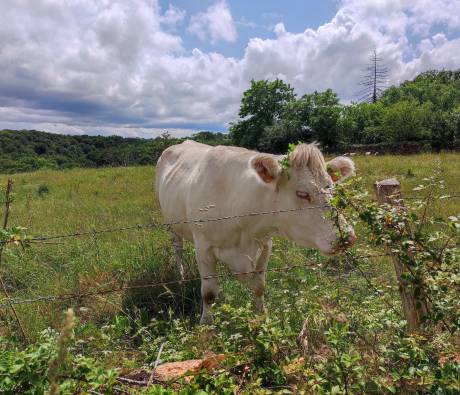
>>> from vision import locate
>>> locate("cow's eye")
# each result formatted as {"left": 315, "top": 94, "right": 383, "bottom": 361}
{"left": 296, "top": 191, "right": 311, "bottom": 202}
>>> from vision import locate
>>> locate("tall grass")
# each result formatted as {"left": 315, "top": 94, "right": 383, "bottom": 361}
{"left": 0, "top": 153, "right": 458, "bottom": 339}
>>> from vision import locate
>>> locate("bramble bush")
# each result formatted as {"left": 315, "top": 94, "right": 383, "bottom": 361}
{"left": 0, "top": 310, "right": 118, "bottom": 394}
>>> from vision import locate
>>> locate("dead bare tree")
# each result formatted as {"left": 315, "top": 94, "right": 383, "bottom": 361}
{"left": 357, "top": 50, "right": 390, "bottom": 103}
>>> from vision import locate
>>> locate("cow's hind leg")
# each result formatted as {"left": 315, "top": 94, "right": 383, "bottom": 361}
{"left": 171, "top": 232, "right": 185, "bottom": 280}
{"left": 195, "top": 243, "right": 218, "bottom": 325}
{"left": 249, "top": 240, "right": 271, "bottom": 313}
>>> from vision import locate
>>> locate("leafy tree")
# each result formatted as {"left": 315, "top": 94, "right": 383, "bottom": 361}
{"left": 381, "top": 70, "right": 460, "bottom": 111}
{"left": 340, "top": 101, "right": 385, "bottom": 144}
{"left": 192, "top": 131, "right": 231, "bottom": 145}
{"left": 230, "top": 79, "right": 295, "bottom": 148}
{"left": 258, "top": 96, "right": 315, "bottom": 153}
{"left": 258, "top": 89, "right": 342, "bottom": 152}
{"left": 307, "top": 89, "right": 342, "bottom": 149}
{"left": 381, "top": 100, "right": 432, "bottom": 142}
{"left": 259, "top": 121, "right": 313, "bottom": 153}
{"left": 0, "top": 129, "right": 229, "bottom": 174}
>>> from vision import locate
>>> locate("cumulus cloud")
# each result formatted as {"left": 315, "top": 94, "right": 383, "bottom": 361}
{"left": 239, "top": 0, "right": 460, "bottom": 101}
{"left": 188, "top": 0, "right": 237, "bottom": 44}
{"left": 0, "top": 0, "right": 242, "bottom": 134}
{"left": 0, "top": 0, "right": 460, "bottom": 137}
{"left": 160, "top": 4, "right": 186, "bottom": 29}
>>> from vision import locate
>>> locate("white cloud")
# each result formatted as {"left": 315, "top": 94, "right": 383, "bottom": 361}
{"left": 0, "top": 0, "right": 460, "bottom": 137}
{"left": 239, "top": 0, "right": 460, "bottom": 101}
{"left": 160, "top": 4, "right": 186, "bottom": 29}
{"left": 0, "top": 0, "right": 242, "bottom": 136}
{"left": 0, "top": 120, "right": 198, "bottom": 138}
{"left": 406, "top": 0, "right": 460, "bottom": 35}
{"left": 273, "top": 22, "right": 286, "bottom": 37}
{"left": 402, "top": 36, "right": 460, "bottom": 80}
{"left": 188, "top": 0, "right": 237, "bottom": 44}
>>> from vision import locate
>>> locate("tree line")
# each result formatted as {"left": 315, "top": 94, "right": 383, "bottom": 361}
{"left": 230, "top": 69, "right": 460, "bottom": 153}
{"left": 1, "top": 69, "right": 459, "bottom": 173}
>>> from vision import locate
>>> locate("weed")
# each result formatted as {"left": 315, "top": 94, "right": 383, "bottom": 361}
{"left": 37, "top": 184, "right": 49, "bottom": 197}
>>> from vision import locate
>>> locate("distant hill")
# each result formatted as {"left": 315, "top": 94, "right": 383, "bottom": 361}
{"left": 0, "top": 130, "right": 230, "bottom": 174}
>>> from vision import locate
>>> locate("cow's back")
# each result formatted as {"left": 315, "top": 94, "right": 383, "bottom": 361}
{"left": 155, "top": 140, "right": 264, "bottom": 243}
{"left": 156, "top": 141, "right": 210, "bottom": 230}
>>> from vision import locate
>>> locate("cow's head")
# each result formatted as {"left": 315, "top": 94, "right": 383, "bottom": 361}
{"left": 251, "top": 143, "right": 356, "bottom": 255}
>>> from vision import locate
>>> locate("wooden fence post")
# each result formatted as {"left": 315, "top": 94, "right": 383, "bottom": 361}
{"left": 0, "top": 179, "right": 28, "bottom": 342}
{"left": 374, "top": 178, "right": 428, "bottom": 332}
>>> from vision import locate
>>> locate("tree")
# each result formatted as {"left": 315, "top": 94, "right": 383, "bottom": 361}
{"left": 381, "top": 70, "right": 460, "bottom": 111}
{"left": 192, "top": 131, "right": 230, "bottom": 145}
{"left": 357, "top": 50, "right": 389, "bottom": 103}
{"left": 258, "top": 96, "right": 315, "bottom": 153}
{"left": 230, "top": 79, "right": 295, "bottom": 149}
{"left": 340, "top": 101, "right": 385, "bottom": 144}
{"left": 257, "top": 89, "right": 343, "bottom": 152}
{"left": 381, "top": 100, "right": 432, "bottom": 142}
{"left": 307, "top": 89, "right": 342, "bottom": 149}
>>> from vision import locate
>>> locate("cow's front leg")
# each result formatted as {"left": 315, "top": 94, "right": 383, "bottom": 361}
{"left": 220, "top": 240, "right": 272, "bottom": 314}
{"left": 171, "top": 232, "right": 185, "bottom": 280}
{"left": 249, "top": 240, "right": 271, "bottom": 314}
{"left": 195, "top": 243, "right": 218, "bottom": 325}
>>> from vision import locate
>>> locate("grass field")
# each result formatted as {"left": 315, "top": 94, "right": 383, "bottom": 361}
{"left": 0, "top": 153, "right": 459, "bottom": 393}
{"left": 0, "top": 152, "right": 459, "bottom": 334}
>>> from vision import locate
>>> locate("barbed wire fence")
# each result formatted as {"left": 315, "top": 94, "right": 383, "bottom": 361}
{"left": 0, "top": 252, "right": 395, "bottom": 310}
{"left": 0, "top": 178, "right": 459, "bottom": 338}
{"left": 2, "top": 193, "right": 459, "bottom": 246}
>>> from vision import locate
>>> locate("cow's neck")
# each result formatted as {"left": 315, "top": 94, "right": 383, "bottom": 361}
{"left": 248, "top": 188, "right": 283, "bottom": 239}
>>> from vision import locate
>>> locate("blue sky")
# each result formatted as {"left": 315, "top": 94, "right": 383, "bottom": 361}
{"left": 0, "top": 0, "right": 459, "bottom": 138}
{"left": 159, "top": 0, "right": 340, "bottom": 58}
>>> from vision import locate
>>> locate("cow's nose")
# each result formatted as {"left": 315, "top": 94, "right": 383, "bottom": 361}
{"left": 347, "top": 231, "right": 357, "bottom": 246}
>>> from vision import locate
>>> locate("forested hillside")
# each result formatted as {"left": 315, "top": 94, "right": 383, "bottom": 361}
{"left": 0, "top": 130, "right": 229, "bottom": 173}
{"left": 1, "top": 69, "right": 460, "bottom": 173}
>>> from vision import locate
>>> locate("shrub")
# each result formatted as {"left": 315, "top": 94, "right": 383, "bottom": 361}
{"left": 37, "top": 184, "right": 49, "bottom": 197}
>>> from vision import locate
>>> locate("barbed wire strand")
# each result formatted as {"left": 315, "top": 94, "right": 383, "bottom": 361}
{"left": 3, "top": 204, "right": 333, "bottom": 244}
{"left": 404, "top": 194, "right": 460, "bottom": 200}
{"left": 0, "top": 252, "right": 393, "bottom": 309}
{"left": 2, "top": 191, "right": 459, "bottom": 245}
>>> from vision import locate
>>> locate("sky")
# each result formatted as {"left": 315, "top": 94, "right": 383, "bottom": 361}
{"left": 1, "top": 0, "right": 460, "bottom": 138}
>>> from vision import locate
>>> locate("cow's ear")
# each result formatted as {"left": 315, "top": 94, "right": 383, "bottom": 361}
{"left": 327, "top": 156, "right": 355, "bottom": 183}
{"left": 251, "top": 154, "right": 282, "bottom": 183}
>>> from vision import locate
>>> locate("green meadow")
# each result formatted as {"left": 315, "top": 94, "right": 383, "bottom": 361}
{"left": 0, "top": 152, "right": 459, "bottom": 394}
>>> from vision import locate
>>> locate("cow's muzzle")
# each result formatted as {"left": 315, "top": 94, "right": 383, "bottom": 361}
{"left": 328, "top": 230, "right": 357, "bottom": 255}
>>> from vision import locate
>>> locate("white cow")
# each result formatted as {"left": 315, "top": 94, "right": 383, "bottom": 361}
{"left": 156, "top": 141, "right": 356, "bottom": 324}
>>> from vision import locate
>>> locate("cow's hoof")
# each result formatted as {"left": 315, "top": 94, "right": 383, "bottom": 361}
{"left": 199, "top": 315, "right": 213, "bottom": 325}
{"left": 255, "top": 311, "right": 268, "bottom": 323}
{"left": 254, "top": 303, "right": 267, "bottom": 315}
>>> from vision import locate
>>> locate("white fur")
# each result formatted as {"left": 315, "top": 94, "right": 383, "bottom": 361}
{"left": 156, "top": 141, "right": 355, "bottom": 323}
